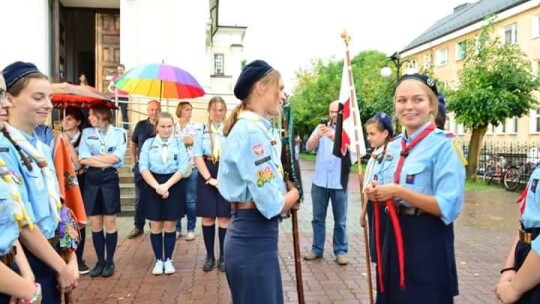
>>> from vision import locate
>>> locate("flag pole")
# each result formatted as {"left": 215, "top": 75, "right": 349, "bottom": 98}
{"left": 341, "top": 30, "right": 374, "bottom": 304}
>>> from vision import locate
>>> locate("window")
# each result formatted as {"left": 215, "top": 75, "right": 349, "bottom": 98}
{"left": 486, "top": 124, "right": 495, "bottom": 135}
{"left": 501, "top": 23, "right": 517, "bottom": 45}
{"left": 532, "top": 14, "right": 540, "bottom": 38}
{"left": 436, "top": 48, "right": 448, "bottom": 66}
{"left": 456, "top": 41, "right": 467, "bottom": 61}
{"left": 214, "top": 54, "right": 224, "bottom": 75}
{"left": 457, "top": 124, "right": 465, "bottom": 135}
{"left": 529, "top": 109, "right": 540, "bottom": 133}
{"left": 423, "top": 54, "right": 433, "bottom": 69}
{"left": 410, "top": 59, "right": 417, "bottom": 70}
{"left": 533, "top": 60, "right": 540, "bottom": 76}
{"left": 506, "top": 117, "right": 518, "bottom": 134}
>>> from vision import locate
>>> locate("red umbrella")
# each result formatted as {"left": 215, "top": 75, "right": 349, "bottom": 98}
{"left": 51, "top": 82, "right": 116, "bottom": 109}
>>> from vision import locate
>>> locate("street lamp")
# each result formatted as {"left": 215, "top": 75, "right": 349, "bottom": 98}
{"left": 380, "top": 52, "right": 416, "bottom": 133}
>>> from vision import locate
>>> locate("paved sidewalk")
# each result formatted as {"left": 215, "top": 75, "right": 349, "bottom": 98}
{"left": 72, "top": 161, "right": 520, "bottom": 303}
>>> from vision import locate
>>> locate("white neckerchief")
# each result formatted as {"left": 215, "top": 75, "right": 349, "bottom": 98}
{"left": 155, "top": 135, "right": 170, "bottom": 165}
{"left": 68, "top": 130, "right": 81, "bottom": 146}
{"left": 95, "top": 125, "right": 112, "bottom": 154}
{"left": 238, "top": 110, "right": 283, "bottom": 178}
{"left": 5, "top": 123, "right": 61, "bottom": 221}
{"left": 210, "top": 123, "right": 222, "bottom": 161}
{"left": 0, "top": 156, "right": 33, "bottom": 230}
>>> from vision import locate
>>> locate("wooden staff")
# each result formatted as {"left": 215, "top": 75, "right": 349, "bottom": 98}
{"left": 341, "top": 30, "right": 374, "bottom": 304}
{"left": 280, "top": 102, "right": 305, "bottom": 304}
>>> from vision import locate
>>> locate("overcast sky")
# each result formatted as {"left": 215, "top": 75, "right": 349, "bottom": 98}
{"left": 220, "top": 0, "right": 467, "bottom": 90}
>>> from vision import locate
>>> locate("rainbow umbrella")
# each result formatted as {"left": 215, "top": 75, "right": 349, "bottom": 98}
{"left": 113, "top": 63, "right": 205, "bottom": 100}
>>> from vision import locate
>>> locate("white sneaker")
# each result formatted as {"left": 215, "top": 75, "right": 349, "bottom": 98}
{"left": 164, "top": 259, "right": 176, "bottom": 274}
{"left": 186, "top": 232, "right": 195, "bottom": 241}
{"left": 152, "top": 260, "right": 164, "bottom": 275}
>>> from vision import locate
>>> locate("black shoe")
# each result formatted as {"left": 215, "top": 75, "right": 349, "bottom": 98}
{"left": 217, "top": 257, "right": 225, "bottom": 272}
{"left": 89, "top": 262, "right": 105, "bottom": 277}
{"left": 101, "top": 262, "right": 115, "bottom": 277}
{"left": 127, "top": 227, "right": 144, "bottom": 239}
{"left": 78, "top": 260, "right": 90, "bottom": 275}
{"left": 203, "top": 256, "right": 215, "bottom": 272}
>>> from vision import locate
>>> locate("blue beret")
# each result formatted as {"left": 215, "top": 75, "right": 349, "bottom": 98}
{"left": 396, "top": 73, "right": 439, "bottom": 97}
{"left": 2, "top": 61, "right": 41, "bottom": 90}
{"left": 234, "top": 60, "right": 273, "bottom": 100}
{"left": 374, "top": 112, "right": 393, "bottom": 137}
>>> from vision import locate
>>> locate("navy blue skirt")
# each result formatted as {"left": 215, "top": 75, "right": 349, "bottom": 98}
{"left": 224, "top": 209, "right": 283, "bottom": 304}
{"left": 513, "top": 225, "right": 540, "bottom": 303}
{"left": 83, "top": 167, "right": 120, "bottom": 216}
{"left": 381, "top": 213, "right": 458, "bottom": 304}
{"left": 196, "top": 160, "right": 230, "bottom": 217}
{"left": 142, "top": 172, "right": 185, "bottom": 221}
{"left": 367, "top": 200, "right": 386, "bottom": 264}
{"left": 22, "top": 243, "right": 61, "bottom": 304}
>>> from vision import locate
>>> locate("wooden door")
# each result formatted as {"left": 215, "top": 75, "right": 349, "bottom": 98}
{"left": 95, "top": 12, "right": 120, "bottom": 93}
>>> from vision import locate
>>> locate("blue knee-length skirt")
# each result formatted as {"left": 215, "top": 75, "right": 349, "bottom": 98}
{"left": 224, "top": 209, "right": 283, "bottom": 304}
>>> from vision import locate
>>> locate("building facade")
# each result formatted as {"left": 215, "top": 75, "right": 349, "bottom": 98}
{"left": 1, "top": 0, "right": 246, "bottom": 127}
{"left": 400, "top": 0, "right": 540, "bottom": 144}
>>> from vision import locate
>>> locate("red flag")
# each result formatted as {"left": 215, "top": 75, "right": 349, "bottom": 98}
{"left": 54, "top": 136, "right": 87, "bottom": 225}
{"left": 336, "top": 61, "right": 366, "bottom": 163}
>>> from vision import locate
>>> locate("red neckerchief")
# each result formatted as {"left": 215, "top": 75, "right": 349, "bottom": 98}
{"left": 373, "top": 123, "right": 436, "bottom": 292}
{"left": 517, "top": 185, "right": 528, "bottom": 215}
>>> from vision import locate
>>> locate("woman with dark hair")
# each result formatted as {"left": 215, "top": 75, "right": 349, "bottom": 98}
{"left": 79, "top": 104, "right": 127, "bottom": 278}
{"left": 59, "top": 107, "right": 89, "bottom": 274}
{"left": 193, "top": 96, "right": 230, "bottom": 272}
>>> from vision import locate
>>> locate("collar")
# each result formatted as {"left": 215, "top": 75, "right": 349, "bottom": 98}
{"left": 402, "top": 121, "right": 431, "bottom": 143}
{"left": 238, "top": 110, "right": 272, "bottom": 130}
{"left": 23, "top": 130, "right": 38, "bottom": 146}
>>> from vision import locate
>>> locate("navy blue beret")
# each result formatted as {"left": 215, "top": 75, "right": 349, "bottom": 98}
{"left": 437, "top": 94, "right": 447, "bottom": 128}
{"left": 396, "top": 73, "right": 439, "bottom": 97}
{"left": 2, "top": 61, "right": 41, "bottom": 90}
{"left": 374, "top": 112, "right": 393, "bottom": 137}
{"left": 234, "top": 60, "right": 273, "bottom": 100}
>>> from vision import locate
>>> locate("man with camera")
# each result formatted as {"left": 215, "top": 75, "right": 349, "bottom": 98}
{"left": 304, "top": 100, "right": 350, "bottom": 265}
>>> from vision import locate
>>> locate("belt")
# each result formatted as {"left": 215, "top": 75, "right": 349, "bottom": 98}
{"left": 519, "top": 227, "right": 539, "bottom": 245}
{"left": 231, "top": 202, "right": 257, "bottom": 210}
{"left": 87, "top": 167, "right": 116, "bottom": 172}
{"left": 386, "top": 204, "right": 425, "bottom": 216}
{"left": 0, "top": 246, "right": 17, "bottom": 265}
{"left": 203, "top": 156, "right": 218, "bottom": 162}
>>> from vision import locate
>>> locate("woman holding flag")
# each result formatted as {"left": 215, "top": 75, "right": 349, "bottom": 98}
{"left": 365, "top": 73, "right": 465, "bottom": 303}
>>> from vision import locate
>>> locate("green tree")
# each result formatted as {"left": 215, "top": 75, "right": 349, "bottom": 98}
{"left": 446, "top": 21, "right": 540, "bottom": 181}
{"left": 289, "top": 50, "right": 394, "bottom": 140}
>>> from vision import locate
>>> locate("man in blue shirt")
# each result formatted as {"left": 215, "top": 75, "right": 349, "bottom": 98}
{"left": 304, "top": 100, "right": 350, "bottom": 265}
{"left": 127, "top": 100, "right": 160, "bottom": 239}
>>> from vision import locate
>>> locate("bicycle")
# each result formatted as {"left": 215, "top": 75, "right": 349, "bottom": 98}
{"left": 483, "top": 154, "right": 509, "bottom": 185}
{"left": 503, "top": 161, "right": 537, "bottom": 191}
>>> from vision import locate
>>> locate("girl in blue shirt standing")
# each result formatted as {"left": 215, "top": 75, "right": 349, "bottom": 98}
{"left": 366, "top": 73, "right": 465, "bottom": 304}
{"left": 79, "top": 104, "right": 127, "bottom": 278}
{"left": 139, "top": 112, "right": 188, "bottom": 275}
{"left": 360, "top": 112, "right": 394, "bottom": 304}
{"left": 218, "top": 60, "right": 300, "bottom": 304}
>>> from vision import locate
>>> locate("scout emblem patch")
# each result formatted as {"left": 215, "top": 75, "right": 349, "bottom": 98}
{"left": 256, "top": 166, "right": 275, "bottom": 187}
{"left": 406, "top": 174, "right": 415, "bottom": 184}
{"left": 532, "top": 179, "right": 538, "bottom": 193}
{"left": 255, "top": 155, "right": 271, "bottom": 166}
{"left": 252, "top": 144, "right": 265, "bottom": 156}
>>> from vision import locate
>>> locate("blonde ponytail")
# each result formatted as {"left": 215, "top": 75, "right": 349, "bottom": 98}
{"left": 223, "top": 103, "right": 246, "bottom": 136}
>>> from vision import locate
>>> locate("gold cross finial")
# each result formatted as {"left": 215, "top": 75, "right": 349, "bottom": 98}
{"left": 341, "top": 30, "right": 351, "bottom": 45}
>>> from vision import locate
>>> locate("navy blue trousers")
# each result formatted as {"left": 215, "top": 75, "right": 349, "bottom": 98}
{"left": 224, "top": 209, "right": 283, "bottom": 304}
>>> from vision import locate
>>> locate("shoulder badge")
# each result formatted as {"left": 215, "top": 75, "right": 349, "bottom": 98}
{"left": 451, "top": 138, "right": 467, "bottom": 166}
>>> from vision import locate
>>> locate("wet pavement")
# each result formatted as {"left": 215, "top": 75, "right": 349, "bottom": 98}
{"left": 72, "top": 160, "right": 521, "bottom": 303}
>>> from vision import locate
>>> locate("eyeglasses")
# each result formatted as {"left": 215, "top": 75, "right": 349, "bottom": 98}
{"left": 0, "top": 89, "right": 6, "bottom": 101}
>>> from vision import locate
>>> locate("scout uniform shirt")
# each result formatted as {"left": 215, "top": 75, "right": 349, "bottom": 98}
{"left": 79, "top": 125, "right": 128, "bottom": 168}
{"left": 387, "top": 122, "right": 466, "bottom": 224}
{"left": 218, "top": 111, "right": 286, "bottom": 219}
{"left": 138, "top": 136, "right": 189, "bottom": 175}
{"left": 194, "top": 123, "right": 226, "bottom": 159}
{"left": 520, "top": 166, "right": 540, "bottom": 255}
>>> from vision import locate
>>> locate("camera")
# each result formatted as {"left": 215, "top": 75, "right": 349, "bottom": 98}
{"left": 320, "top": 118, "right": 329, "bottom": 125}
